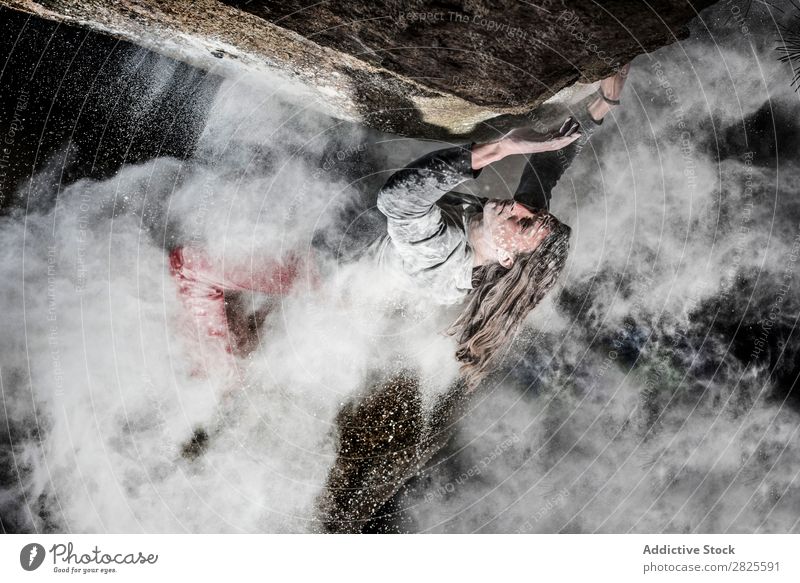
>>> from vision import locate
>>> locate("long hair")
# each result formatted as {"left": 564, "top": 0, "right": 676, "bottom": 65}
{"left": 448, "top": 211, "right": 571, "bottom": 389}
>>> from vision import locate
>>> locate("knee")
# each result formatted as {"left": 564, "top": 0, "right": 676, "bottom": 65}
{"left": 169, "top": 245, "right": 214, "bottom": 279}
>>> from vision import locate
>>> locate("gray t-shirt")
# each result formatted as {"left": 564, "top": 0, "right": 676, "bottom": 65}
{"left": 372, "top": 145, "right": 485, "bottom": 305}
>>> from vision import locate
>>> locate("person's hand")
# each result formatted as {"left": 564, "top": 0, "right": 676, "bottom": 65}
{"left": 471, "top": 118, "right": 580, "bottom": 169}
{"left": 500, "top": 117, "right": 581, "bottom": 155}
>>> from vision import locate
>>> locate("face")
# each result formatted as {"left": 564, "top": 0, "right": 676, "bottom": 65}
{"left": 484, "top": 199, "right": 551, "bottom": 267}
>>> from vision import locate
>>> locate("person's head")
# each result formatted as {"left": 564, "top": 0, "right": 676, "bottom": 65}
{"left": 479, "top": 199, "right": 555, "bottom": 269}
{"left": 450, "top": 201, "right": 571, "bottom": 388}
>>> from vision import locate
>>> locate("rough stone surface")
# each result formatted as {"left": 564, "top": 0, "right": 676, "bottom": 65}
{"left": 2, "top": 0, "right": 715, "bottom": 139}
{"left": 314, "top": 372, "right": 469, "bottom": 533}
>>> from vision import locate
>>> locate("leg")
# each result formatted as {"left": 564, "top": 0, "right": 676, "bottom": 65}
{"left": 513, "top": 121, "right": 592, "bottom": 211}
{"left": 168, "top": 245, "right": 313, "bottom": 378}
{"left": 513, "top": 146, "right": 579, "bottom": 211}
{"left": 169, "top": 246, "right": 237, "bottom": 378}
{"left": 513, "top": 64, "right": 630, "bottom": 210}
{"left": 172, "top": 245, "right": 311, "bottom": 297}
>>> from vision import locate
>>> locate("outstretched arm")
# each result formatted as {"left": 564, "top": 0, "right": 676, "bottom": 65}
{"left": 376, "top": 130, "right": 582, "bottom": 222}
{"left": 376, "top": 145, "right": 483, "bottom": 222}
{"left": 376, "top": 133, "right": 580, "bottom": 272}
{"left": 376, "top": 133, "right": 581, "bottom": 251}
{"left": 471, "top": 124, "right": 582, "bottom": 170}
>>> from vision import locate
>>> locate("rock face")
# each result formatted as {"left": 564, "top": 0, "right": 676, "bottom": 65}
{"left": 2, "top": 0, "right": 715, "bottom": 139}
{"left": 0, "top": 5, "right": 221, "bottom": 210}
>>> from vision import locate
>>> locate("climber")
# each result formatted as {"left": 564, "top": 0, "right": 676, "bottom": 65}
{"left": 372, "top": 64, "right": 630, "bottom": 384}
{"left": 168, "top": 64, "right": 630, "bottom": 385}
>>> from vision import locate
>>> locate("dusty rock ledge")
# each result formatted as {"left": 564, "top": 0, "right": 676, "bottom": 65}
{"left": 2, "top": 0, "right": 715, "bottom": 139}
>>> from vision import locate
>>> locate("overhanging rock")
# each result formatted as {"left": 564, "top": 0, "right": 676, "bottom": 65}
{"left": 3, "top": 0, "right": 716, "bottom": 139}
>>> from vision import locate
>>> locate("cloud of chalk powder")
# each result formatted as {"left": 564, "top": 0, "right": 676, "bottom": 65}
{"left": 1, "top": 165, "right": 215, "bottom": 531}
{"left": 0, "top": 70, "right": 462, "bottom": 532}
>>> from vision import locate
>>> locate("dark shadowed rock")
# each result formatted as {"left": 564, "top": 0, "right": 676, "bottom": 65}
{"left": 315, "top": 372, "right": 470, "bottom": 533}
{"left": 3, "top": 0, "right": 715, "bottom": 139}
